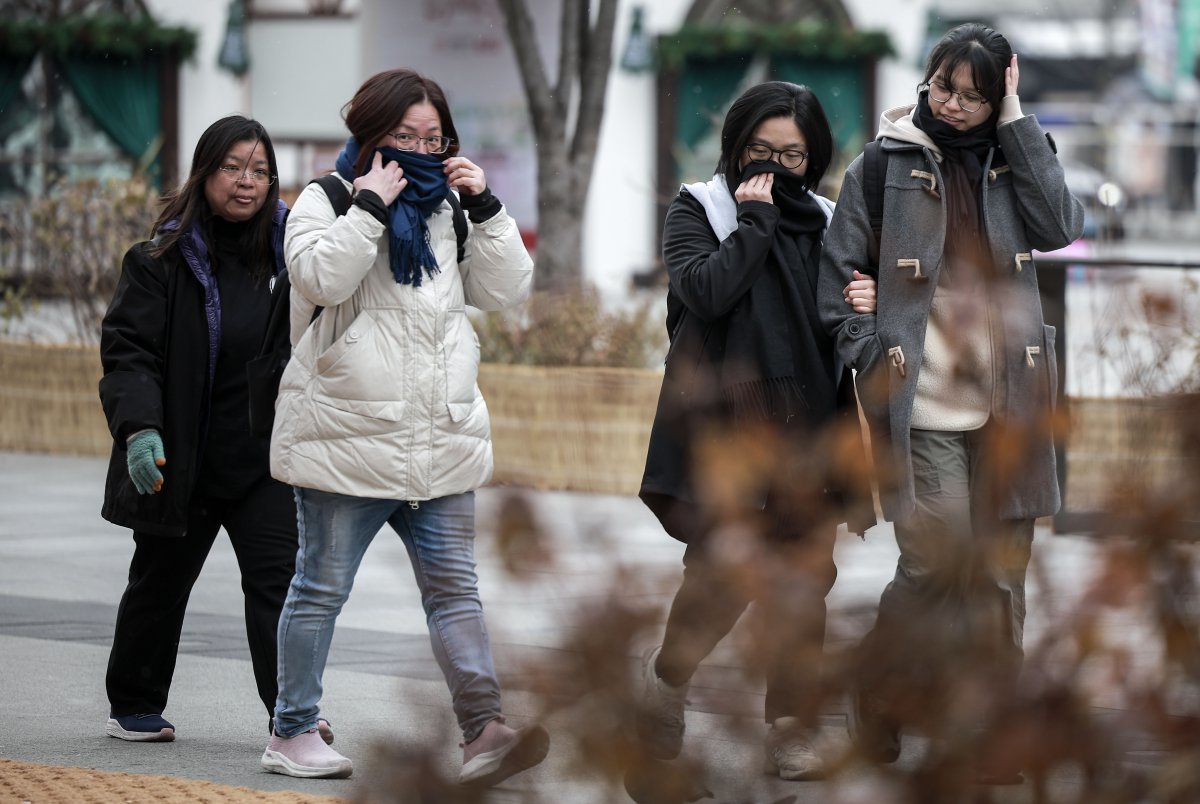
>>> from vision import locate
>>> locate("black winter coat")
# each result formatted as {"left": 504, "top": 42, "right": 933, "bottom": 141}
{"left": 99, "top": 202, "right": 287, "bottom": 537}
{"left": 639, "top": 190, "right": 875, "bottom": 542}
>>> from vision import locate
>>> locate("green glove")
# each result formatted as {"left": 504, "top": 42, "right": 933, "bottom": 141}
{"left": 126, "top": 430, "right": 166, "bottom": 495}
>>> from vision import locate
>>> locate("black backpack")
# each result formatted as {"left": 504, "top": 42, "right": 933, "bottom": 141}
{"left": 862, "top": 140, "right": 887, "bottom": 277}
{"left": 246, "top": 176, "right": 469, "bottom": 438}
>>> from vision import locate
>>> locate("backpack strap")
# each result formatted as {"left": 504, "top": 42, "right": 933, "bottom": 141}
{"left": 310, "top": 173, "right": 353, "bottom": 217}
{"left": 862, "top": 140, "right": 887, "bottom": 277}
{"left": 446, "top": 191, "right": 468, "bottom": 264}
{"left": 310, "top": 173, "right": 467, "bottom": 264}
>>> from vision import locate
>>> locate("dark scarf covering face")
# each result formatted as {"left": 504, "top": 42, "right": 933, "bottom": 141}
{"left": 720, "top": 159, "right": 837, "bottom": 425}
{"left": 913, "top": 92, "right": 999, "bottom": 273}
{"left": 335, "top": 137, "right": 451, "bottom": 287}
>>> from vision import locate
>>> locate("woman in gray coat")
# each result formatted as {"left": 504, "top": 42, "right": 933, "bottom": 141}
{"left": 817, "top": 23, "right": 1084, "bottom": 781}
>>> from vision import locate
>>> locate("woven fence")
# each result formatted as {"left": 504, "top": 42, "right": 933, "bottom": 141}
{"left": 1, "top": 340, "right": 1189, "bottom": 506}
{"left": 0, "top": 341, "right": 662, "bottom": 495}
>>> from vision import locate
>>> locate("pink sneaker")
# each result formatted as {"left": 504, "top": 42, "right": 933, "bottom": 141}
{"left": 261, "top": 727, "right": 353, "bottom": 779}
{"left": 459, "top": 718, "right": 550, "bottom": 787}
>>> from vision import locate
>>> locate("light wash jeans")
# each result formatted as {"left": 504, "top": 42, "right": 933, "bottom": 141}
{"left": 273, "top": 488, "right": 501, "bottom": 742}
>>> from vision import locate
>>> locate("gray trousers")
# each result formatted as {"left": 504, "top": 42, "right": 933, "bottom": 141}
{"left": 859, "top": 426, "right": 1035, "bottom": 728}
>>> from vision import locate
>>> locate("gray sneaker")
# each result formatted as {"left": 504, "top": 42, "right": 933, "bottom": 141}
{"left": 763, "top": 717, "right": 826, "bottom": 781}
{"left": 635, "top": 645, "right": 687, "bottom": 760}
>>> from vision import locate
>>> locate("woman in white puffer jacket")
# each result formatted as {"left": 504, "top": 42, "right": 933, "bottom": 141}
{"left": 262, "top": 68, "right": 547, "bottom": 787}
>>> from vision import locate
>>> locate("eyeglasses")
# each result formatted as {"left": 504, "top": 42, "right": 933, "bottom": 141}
{"left": 922, "top": 80, "right": 988, "bottom": 113}
{"left": 215, "top": 165, "right": 276, "bottom": 185}
{"left": 389, "top": 132, "right": 454, "bottom": 154}
{"left": 744, "top": 143, "right": 808, "bottom": 169}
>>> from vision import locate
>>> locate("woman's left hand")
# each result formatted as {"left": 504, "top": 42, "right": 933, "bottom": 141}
{"left": 1005, "top": 53, "right": 1020, "bottom": 96}
{"left": 844, "top": 270, "right": 877, "bottom": 314}
{"left": 443, "top": 156, "right": 486, "bottom": 196}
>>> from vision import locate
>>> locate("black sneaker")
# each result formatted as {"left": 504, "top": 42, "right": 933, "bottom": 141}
{"left": 106, "top": 713, "right": 175, "bottom": 742}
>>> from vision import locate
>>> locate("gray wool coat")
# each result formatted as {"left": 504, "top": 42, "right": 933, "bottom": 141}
{"left": 817, "top": 113, "right": 1085, "bottom": 523}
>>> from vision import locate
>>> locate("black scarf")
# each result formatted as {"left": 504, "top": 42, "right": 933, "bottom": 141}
{"left": 719, "top": 160, "right": 837, "bottom": 426}
{"left": 913, "top": 93, "right": 999, "bottom": 276}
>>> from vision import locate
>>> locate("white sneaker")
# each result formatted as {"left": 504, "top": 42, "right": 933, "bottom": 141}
{"left": 261, "top": 727, "right": 353, "bottom": 779}
{"left": 635, "top": 645, "right": 688, "bottom": 760}
{"left": 763, "top": 717, "right": 826, "bottom": 781}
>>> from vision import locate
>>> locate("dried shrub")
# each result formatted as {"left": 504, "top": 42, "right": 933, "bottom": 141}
{"left": 3, "top": 177, "right": 156, "bottom": 343}
{"left": 472, "top": 286, "right": 667, "bottom": 369}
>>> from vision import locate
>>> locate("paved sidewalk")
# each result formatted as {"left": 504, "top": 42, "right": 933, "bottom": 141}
{"left": 0, "top": 450, "right": 1172, "bottom": 802}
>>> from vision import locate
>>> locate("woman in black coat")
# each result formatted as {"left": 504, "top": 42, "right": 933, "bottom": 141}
{"left": 636, "top": 82, "right": 875, "bottom": 781}
{"left": 99, "top": 115, "right": 314, "bottom": 743}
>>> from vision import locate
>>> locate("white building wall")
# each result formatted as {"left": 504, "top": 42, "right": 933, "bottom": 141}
{"left": 583, "top": 0, "right": 934, "bottom": 302}
{"left": 142, "top": 0, "right": 934, "bottom": 301}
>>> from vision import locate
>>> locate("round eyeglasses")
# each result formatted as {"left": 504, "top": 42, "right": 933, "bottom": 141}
{"left": 744, "top": 143, "right": 808, "bottom": 169}
{"left": 921, "top": 81, "right": 988, "bottom": 113}
{"left": 216, "top": 165, "right": 276, "bottom": 185}
{"left": 390, "top": 132, "right": 454, "bottom": 154}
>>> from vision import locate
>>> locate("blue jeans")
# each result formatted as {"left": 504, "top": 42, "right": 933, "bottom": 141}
{"left": 273, "top": 488, "right": 501, "bottom": 742}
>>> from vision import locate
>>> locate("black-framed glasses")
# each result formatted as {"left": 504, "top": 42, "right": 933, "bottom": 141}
{"left": 390, "top": 132, "right": 454, "bottom": 154}
{"left": 216, "top": 165, "right": 276, "bottom": 185}
{"left": 921, "top": 80, "right": 988, "bottom": 113}
{"left": 744, "top": 143, "right": 808, "bottom": 169}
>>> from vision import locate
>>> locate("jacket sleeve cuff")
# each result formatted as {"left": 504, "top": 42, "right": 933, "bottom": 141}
{"left": 352, "top": 189, "right": 389, "bottom": 224}
{"left": 998, "top": 95, "right": 1024, "bottom": 126}
{"left": 458, "top": 187, "right": 503, "bottom": 223}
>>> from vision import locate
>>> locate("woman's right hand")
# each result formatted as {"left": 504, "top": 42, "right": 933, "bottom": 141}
{"left": 353, "top": 150, "right": 408, "bottom": 206}
{"left": 735, "top": 172, "right": 774, "bottom": 204}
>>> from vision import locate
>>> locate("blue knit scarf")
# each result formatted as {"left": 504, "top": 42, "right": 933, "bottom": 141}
{"left": 334, "top": 137, "right": 450, "bottom": 286}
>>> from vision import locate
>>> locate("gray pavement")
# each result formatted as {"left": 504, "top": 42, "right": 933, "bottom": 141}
{"left": 0, "top": 450, "right": 1181, "bottom": 802}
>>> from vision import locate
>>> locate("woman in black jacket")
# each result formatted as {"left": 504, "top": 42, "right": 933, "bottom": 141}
{"left": 636, "top": 82, "right": 875, "bottom": 780}
{"left": 99, "top": 115, "right": 313, "bottom": 743}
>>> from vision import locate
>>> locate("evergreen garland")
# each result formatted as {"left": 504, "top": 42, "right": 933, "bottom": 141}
{"left": 0, "top": 14, "right": 198, "bottom": 61}
{"left": 657, "top": 22, "right": 895, "bottom": 69}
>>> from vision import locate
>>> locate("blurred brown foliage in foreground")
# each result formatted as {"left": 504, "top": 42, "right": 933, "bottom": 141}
{"left": 353, "top": 388, "right": 1200, "bottom": 803}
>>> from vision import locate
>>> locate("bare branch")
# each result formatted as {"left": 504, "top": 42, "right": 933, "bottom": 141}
{"left": 554, "top": 0, "right": 581, "bottom": 124}
{"left": 570, "top": 0, "right": 618, "bottom": 177}
{"left": 495, "top": 0, "right": 558, "bottom": 139}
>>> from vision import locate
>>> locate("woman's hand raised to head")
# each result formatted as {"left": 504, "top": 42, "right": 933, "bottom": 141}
{"left": 443, "top": 156, "right": 486, "bottom": 196}
{"left": 353, "top": 151, "right": 407, "bottom": 206}
{"left": 735, "top": 172, "right": 774, "bottom": 205}
{"left": 1005, "top": 53, "right": 1019, "bottom": 96}
{"left": 844, "top": 270, "right": 877, "bottom": 314}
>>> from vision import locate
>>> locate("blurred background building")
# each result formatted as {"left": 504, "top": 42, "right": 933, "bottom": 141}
{"left": 1, "top": 0, "right": 1197, "bottom": 298}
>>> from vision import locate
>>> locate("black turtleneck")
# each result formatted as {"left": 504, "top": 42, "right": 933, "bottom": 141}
{"left": 195, "top": 215, "right": 272, "bottom": 500}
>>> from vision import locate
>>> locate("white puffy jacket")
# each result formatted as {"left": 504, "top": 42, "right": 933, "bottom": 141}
{"left": 269, "top": 176, "right": 533, "bottom": 500}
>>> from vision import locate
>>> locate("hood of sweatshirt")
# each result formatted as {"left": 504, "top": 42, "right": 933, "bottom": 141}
{"left": 876, "top": 104, "right": 943, "bottom": 159}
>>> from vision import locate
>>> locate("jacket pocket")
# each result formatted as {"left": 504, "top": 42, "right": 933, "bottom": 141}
{"left": 1042, "top": 324, "right": 1058, "bottom": 410}
{"left": 852, "top": 333, "right": 889, "bottom": 423}
{"left": 315, "top": 310, "right": 377, "bottom": 376}
{"left": 309, "top": 394, "right": 408, "bottom": 440}
{"left": 443, "top": 312, "right": 481, "bottom": 409}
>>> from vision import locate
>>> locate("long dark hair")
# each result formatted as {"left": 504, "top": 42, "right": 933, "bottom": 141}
{"left": 150, "top": 115, "right": 280, "bottom": 283}
{"left": 342, "top": 68, "right": 460, "bottom": 176}
{"left": 716, "top": 81, "right": 834, "bottom": 193}
{"left": 922, "top": 23, "right": 1013, "bottom": 126}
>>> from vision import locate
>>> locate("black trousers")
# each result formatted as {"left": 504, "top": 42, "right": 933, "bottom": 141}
{"left": 654, "top": 493, "right": 838, "bottom": 726}
{"left": 106, "top": 475, "right": 298, "bottom": 718}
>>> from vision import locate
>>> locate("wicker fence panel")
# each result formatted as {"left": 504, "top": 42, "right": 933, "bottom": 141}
{"left": 3, "top": 341, "right": 1186, "bottom": 508}
{"left": 0, "top": 341, "right": 109, "bottom": 456}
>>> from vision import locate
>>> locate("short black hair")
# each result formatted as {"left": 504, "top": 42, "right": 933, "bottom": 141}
{"left": 715, "top": 81, "right": 834, "bottom": 193}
